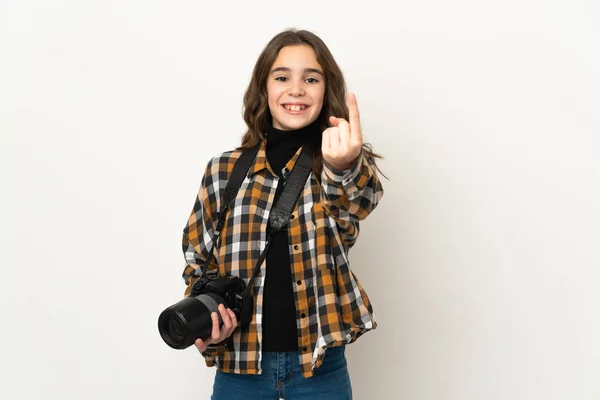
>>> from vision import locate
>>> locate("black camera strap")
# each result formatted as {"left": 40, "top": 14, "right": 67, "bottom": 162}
{"left": 198, "top": 143, "right": 261, "bottom": 279}
{"left": 244, "top": 142, "right": 313, "bottom": 297}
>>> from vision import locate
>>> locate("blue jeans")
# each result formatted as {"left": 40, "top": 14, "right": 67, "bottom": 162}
{"left": 211, "top": 346, "right": 352, "bottom": 399}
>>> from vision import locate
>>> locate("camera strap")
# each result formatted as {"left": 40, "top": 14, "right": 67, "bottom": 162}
{"left": 198, "top": 143, "right": 261, "bottom": 278}
{"left": 244, "top": 141, "right": 314, "bottom": 297}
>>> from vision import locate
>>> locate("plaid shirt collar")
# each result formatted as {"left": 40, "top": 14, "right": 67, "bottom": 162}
{"left": 247, "top": 139, "right": 303, "bottom": 180}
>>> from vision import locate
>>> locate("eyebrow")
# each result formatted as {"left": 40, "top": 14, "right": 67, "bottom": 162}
{"left": 269, "top": 67, "right": 324, "bottom": 78}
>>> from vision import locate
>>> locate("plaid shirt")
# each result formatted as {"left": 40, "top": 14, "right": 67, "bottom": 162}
{"left": 181, "top": 138, "right": 384, "bottom": 378}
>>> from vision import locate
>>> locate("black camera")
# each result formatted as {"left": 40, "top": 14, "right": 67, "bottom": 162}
{"left": 158, "top": 272, "right": 253, "bottom": 350}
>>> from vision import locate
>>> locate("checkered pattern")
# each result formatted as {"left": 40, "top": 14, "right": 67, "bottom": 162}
{"left": 181, "top": 139, "right": 384, "bottom": 378}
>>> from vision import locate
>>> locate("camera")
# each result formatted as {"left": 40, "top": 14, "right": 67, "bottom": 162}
{"left": 158, "top": 272, "right": 253, "bottom": 350}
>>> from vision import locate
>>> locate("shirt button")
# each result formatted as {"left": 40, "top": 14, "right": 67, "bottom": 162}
{"left": 302, "top": 346, "right": 308, "bottom": 352}
{"left": 296, "top": 280, "right": 302, "bottom": 285}
{"left": 301, "top": 313, "right": 306, "bottom": 318}
{"left": 291, "top": 214, "right": 295, "bottom": 219}
{"left": 294, "top": 245, "right": 299, "bottom": 250}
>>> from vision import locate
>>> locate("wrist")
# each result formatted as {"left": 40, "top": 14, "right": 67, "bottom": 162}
{"left": 325, "top": 153, "right": 361, "bottom": 173}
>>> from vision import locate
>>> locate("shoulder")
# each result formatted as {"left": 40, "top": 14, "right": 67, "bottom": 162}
{"left": 208, "top": 149, "right": 241, "bottom": 167}
{"left": 202, "top": 149, "right": 243, "bottom": 180}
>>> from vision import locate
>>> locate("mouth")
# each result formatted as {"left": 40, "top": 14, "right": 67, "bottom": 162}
{"left": 281, "top": 103, "right": 310, "bottom": 114}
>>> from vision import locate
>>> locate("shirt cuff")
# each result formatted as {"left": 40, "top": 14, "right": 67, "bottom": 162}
{"left": 201, "top": 344, "right": 225, "bottom": 357}
{"left": 322, "top": 151, "right": 364, "bottom": 187}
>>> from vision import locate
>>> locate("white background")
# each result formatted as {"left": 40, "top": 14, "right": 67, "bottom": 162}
{"left": 1, "top": 1, "right": 599, "bottom": 399}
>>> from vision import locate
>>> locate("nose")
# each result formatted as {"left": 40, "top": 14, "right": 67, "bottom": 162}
{"left": 288, "top": 78, "right": 305, "bottom": 97}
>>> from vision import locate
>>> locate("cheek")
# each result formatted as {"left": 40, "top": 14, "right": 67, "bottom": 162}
{"left": 267, "top": 87, "right": 282, "bottom": 108}
{"left": 266, "top": 85, "right": 275, "bottom": 102}
{"left": 312, "top": 88, "right": 325, "bottom": 112}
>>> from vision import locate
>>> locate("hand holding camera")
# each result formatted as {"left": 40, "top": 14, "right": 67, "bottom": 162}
{"left": 194, "top": 303, "right": 238, "bottom": 352}
{"left": 158, "top": 272, "right": 251, "bottom": 350}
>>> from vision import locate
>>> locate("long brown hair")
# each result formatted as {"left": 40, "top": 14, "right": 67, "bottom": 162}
{"left": 236, "top": 29, "right": 387, "bottom": 181}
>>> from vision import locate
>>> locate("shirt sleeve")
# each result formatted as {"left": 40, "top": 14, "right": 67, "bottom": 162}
{"left": 320, "top": 150, "right": 384, "bottom": 250}
{"left": 181, "top": 157, "right": 221, "bottom": 297}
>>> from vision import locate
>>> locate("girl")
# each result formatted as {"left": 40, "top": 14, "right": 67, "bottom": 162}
{"left": 181, "top": 29, "right": 385, "bottom": 400}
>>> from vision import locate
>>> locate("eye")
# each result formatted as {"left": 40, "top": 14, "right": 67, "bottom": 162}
{"left": 275, "top": 76, "right": 288, "bottom": 82}
{"left": 306, "top": 77, "right": 319, "bottom": 83}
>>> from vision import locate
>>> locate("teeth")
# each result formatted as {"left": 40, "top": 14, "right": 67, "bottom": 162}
{"left": 284, "top": 105, "right": 306, "bottom": 111}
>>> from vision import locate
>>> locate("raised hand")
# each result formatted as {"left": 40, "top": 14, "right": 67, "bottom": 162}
{"left": 322, "top": 93, "right": 363, "bottom": 171}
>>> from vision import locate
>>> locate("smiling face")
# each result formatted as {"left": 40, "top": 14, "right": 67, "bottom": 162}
{"left": 266, "top": 44, "right": 326, "bottom": 131}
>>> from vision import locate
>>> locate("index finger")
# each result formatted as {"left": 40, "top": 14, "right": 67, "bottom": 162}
{"left": 210, "top": 312, "right": 220, "bottom": 342}
{"left": 347, "top": 93, "right": 361, "bottom": 137}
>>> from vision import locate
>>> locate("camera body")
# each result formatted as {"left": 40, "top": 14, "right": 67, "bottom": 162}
{"left": 190, "top": 272, "right": 246, "bottom": 317}
{"left": 158, "top": 272, "right": 253, "bottom": 350}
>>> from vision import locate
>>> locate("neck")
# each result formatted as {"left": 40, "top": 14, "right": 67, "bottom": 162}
{"left": 266, "top": 120, "right": 322, "bottom": 147}
{"left": 265, "top": 120, "right": 321, "bottom": 177}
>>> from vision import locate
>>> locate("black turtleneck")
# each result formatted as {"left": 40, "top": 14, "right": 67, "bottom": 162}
{"left": 261, "top": 119, "right": 321, "bottom": 352}
{"left": 265, "top": 120, "right": 322, "bottom": 178}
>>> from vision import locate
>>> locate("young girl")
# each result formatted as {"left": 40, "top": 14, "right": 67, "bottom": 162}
{"left": 181, "top": 29, "right": 385, "bottom": 400}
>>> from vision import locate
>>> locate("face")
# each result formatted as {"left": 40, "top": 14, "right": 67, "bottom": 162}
{"left": 266, "top": 45, "right": 326, "bottom": 131}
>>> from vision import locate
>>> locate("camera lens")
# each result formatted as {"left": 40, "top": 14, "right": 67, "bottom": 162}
{"left": 169, "top": 318, "right": 183, "bottom": 336}
{"left": 158, "top": 293, "right": 224, "bottom": 349}
{"left": 158, "top": 307, "right": 196, "bottom": 349}
{"left": 162, "top": 315, "right": 185, "bottom": 343}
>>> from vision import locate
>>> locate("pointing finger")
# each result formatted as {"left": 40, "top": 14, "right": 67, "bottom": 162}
{"left": 347, "top": 93, "right": 362, "bottom": 138}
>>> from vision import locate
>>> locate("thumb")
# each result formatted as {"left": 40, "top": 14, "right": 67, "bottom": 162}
{"left": 195, "top": 338, "right": 207, "bottom": 352}
{"left": 329, "top": 116, "right": 340, "bottom": 126}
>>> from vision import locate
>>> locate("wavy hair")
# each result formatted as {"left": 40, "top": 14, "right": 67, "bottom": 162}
{"left": 236, "top": 29, "right": 386, "bottom": 181}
